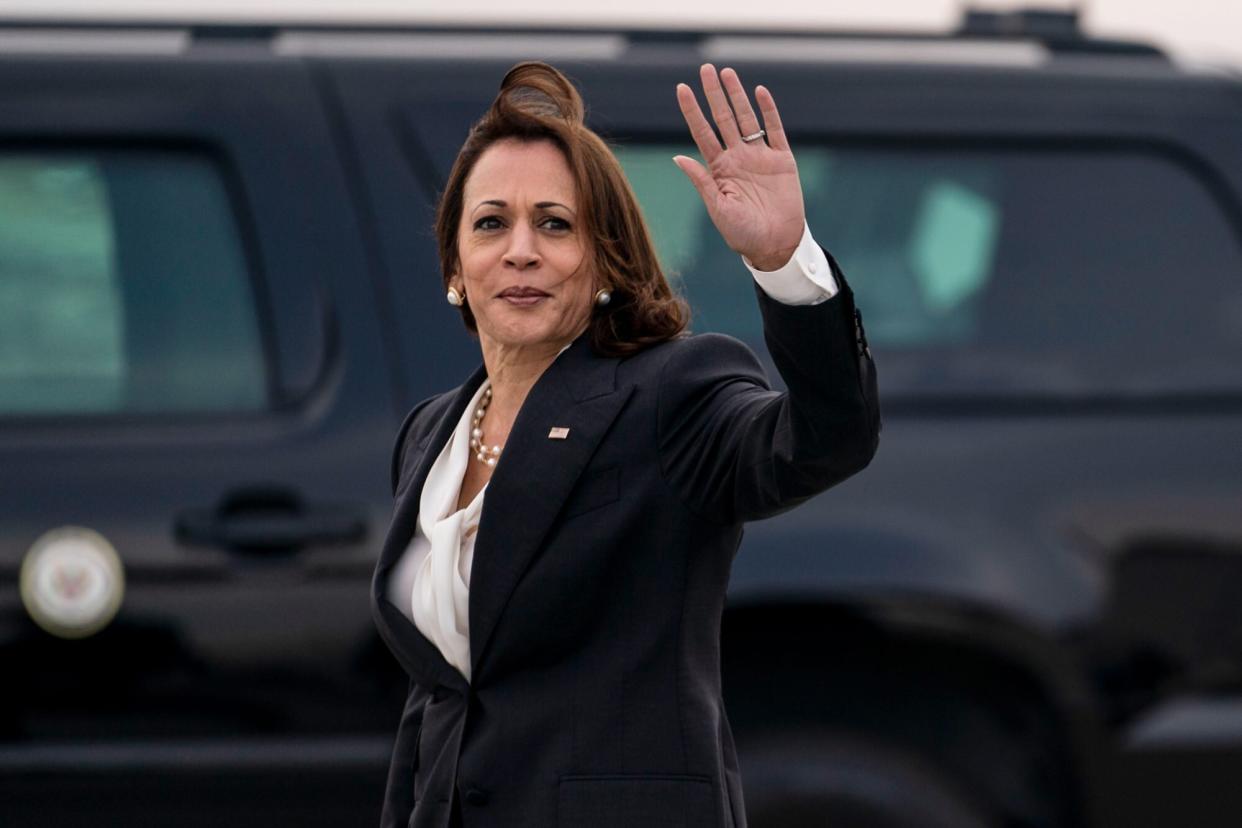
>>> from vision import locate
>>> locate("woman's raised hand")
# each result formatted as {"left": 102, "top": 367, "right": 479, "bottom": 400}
{"left": 674, "top": 64, "right": 806, "bottom": 272}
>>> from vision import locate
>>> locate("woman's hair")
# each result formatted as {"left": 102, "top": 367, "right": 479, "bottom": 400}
{"left": 434, "top": 61, "right": 689, "bottom": 356}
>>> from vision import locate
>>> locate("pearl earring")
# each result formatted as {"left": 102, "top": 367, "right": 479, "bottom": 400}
{"left": 447, "top": 287, "right": 464, "bottom": 307}
{"left": 594, "top": 288, "right": 611, "bottom": 307}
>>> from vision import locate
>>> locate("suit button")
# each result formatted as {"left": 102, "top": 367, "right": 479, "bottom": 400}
{"left": 464, "top": 787, "right": 489, "bottom": 806}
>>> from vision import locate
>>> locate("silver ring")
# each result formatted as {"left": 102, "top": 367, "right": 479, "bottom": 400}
{"left": 740, "top": 129, "right": 767, "bottom": 144}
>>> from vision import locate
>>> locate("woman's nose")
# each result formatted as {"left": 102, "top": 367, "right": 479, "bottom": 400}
{"left": 502, "top": 224, "right": 541, "bottom": 270}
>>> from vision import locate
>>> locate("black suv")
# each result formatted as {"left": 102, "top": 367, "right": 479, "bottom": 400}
{"left": 3, "top": 9, "right": 1242, "bottom": 827}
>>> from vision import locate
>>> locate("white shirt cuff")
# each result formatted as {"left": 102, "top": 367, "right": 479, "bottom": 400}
{"left": 744, "top": 221, "right": 839, "bottom": 306}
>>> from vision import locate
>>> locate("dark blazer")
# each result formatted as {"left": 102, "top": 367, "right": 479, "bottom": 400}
{"left": 371, "top": 253, "right": 879, "bottom": 828}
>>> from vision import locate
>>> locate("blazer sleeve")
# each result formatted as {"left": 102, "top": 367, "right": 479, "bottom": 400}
{"left": 657, "top": 248, "right": 880, "bottom": 524}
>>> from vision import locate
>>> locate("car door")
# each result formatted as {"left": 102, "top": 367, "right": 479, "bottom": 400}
{"left": 0, "top": 34, "right": 402, "bottom": 826}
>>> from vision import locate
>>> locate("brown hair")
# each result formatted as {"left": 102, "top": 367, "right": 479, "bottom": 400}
{"left": 434, "top": 61, "right": 689, "bottom": 356}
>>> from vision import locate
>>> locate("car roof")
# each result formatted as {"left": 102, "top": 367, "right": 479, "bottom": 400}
{"left": 0, "top": 7, "right": 1239, "bottom": 88}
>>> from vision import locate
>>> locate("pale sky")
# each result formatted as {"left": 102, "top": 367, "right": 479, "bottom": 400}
{"left": 2, "top": 0, "right": 1240, "bottom": 68}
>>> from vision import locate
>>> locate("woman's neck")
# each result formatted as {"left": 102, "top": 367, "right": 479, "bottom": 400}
{"left": 478, "top": 336, "right": 575, "bottom": 441}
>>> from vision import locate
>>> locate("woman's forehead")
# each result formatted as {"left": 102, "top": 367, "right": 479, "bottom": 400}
{"left": 465, "top": 139, "right": 576, "bottom": 207}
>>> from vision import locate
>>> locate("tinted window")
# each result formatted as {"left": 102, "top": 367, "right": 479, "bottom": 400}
{"left": 619, "top": 144, "right": 1242, "bottom": 397}
{"left": 0, "top": 151, "right": 266, "bottom": 416}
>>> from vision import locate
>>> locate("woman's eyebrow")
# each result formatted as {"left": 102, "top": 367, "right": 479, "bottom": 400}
{"left": 470, "top": 199, "right": 576, "bottom": 214}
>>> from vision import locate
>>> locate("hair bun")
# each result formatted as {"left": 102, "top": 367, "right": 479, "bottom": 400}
{"left": 496, "top": 61, "right": 584, "bottom": 126}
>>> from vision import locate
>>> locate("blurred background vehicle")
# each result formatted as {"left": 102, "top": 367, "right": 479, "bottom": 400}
{"left": 2, "top": 5, "right": 1242, "bottom": 827}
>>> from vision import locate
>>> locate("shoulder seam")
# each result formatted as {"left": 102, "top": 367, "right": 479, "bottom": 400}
{"left": 390, "top": 394, "right": 445, "bottom": 497}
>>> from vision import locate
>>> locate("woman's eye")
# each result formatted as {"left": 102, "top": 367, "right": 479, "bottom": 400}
{"left": 541, "top": 216, "right": 571, "bottom": 231}
{"left": 474, "top": 216, "right": 504, "bottom": 231}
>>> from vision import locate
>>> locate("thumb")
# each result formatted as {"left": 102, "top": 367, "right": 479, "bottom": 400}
{"left": 672, "top": 155, "right": 719, "bottom": 204}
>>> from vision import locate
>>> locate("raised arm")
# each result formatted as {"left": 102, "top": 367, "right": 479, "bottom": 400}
{"left": 659, "top": 65, "right": 880, "bottom": 523}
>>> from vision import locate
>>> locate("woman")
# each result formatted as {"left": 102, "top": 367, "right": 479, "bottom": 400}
{"left": 372, "top": 61, "right": 879, "bottom": 828}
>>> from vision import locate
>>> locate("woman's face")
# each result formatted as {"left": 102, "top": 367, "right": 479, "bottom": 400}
{"left": 454, "top": 138, "right": 595, "bottom": 353}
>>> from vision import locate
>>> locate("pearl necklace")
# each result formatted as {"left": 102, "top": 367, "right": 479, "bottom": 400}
{"left": 469, "top": 385, "right": 503, "bottom": 467}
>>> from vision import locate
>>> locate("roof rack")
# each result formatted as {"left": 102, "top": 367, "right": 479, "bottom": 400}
{"left": 0, "top": 7, "right": 1170, "bottom": 65}
{"left": 956, "top": 6, "right": 1166, "bottom": 58}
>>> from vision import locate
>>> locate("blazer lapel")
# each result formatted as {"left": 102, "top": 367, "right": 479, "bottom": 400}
{"left": 468, "top": 336, "right": 633, "bottom": 679}
{"left": 371, "top": 363, "right": 486, "bottom": 694}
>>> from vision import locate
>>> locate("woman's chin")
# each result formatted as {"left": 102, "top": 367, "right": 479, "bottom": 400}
{"left": 480, "top": 322, "right": 579, "bottom": 352}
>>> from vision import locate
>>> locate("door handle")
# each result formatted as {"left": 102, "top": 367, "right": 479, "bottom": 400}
{"left": 175, "top": 485, "right": 367, "bottom": 554}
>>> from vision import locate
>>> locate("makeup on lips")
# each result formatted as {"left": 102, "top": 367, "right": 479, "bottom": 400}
{"left": 498, "top": 286, "right": 551, "bottom": 306}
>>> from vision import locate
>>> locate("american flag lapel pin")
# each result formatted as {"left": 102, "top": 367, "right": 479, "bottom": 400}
{"left": 548, "top": 427, "right": 570, "bottom": 439}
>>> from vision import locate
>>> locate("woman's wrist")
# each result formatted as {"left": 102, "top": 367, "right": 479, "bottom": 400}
{"left": 747, "top": 246, "right": 800, "bottom": 272}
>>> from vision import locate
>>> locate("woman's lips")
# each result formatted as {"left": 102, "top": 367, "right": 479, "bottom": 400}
{"left": 498, "top": 287, "right": 550, "bottom": 306}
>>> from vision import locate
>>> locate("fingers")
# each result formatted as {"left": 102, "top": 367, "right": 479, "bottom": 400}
{"left": 720, "top": 67, "right": 762, "bottom": 140}
{"left": 699, "top": 63, "right": 741, "bottom": 148}
{"left": 755, "top": 84, "right": 790, "bottom": 152}
{"left": 678, "top": 65, "right": 787, "bottom": 159}
{"left": 676, "top": 82, "right": 722, "bottom": 164}
{"left": 672, "top": 155, "right": 720, "bottom": 204}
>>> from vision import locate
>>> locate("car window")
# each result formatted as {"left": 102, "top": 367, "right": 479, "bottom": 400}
{"left": 0, "top": 151, "right": 267, "bottom": 416}
{"left": 618, "top": 143, "right": 1242, "bottom": 397}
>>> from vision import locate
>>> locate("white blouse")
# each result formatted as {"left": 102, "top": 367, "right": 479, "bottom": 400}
{"left": 386, "top": 379, "right": 490, "bottom": 682}
{"left": 385, "top": 225, "right": 838, "bottom": 684}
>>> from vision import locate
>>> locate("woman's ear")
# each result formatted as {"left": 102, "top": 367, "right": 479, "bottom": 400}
{"left": 446, "top": 275, "right": 466, "bottom": 307}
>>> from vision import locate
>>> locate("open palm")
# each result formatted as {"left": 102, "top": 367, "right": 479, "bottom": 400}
{"left": 674, "top": 64, "right": 806, "bottom": 272}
